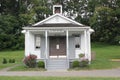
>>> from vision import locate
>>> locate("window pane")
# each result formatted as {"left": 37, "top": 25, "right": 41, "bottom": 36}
{"left": 75, "top": 35, "right": 81, "bottom": 48}
{"left": 35, "top": 36, "right": 41, "bottom": 49}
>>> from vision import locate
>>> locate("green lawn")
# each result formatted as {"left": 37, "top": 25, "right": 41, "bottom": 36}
{"left": 0, "top": 77, "right": 120, "bottom": 80}
{"left": 0, "top": 50, "right": 24, "bottom": 70}
{"left": 90, "top": 42, "right": 120, "bottom": 69}
{"left": 0, "top": 42, "right": 120, "bottom": 70}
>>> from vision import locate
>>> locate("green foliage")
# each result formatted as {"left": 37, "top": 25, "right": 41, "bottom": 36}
{"left": 0, "top": 0, "right": 52, "bottom": 50}
{"left": 72, "top": 59, "right": 89, "bottom": 68}
{"left": 79, "top": 59, "right": 89, "bottom": 67}
{"left": 0, "top": 15, "right": 24, "bottom": 50}
{"left": 37, "top": 61, "right": 45, "bottom": 68}
{"left": 2, "top": 58, "right": 7, "bottom": 64}
{"left": 79, "top": 54, "right": 85, "bottom": 58}
{"left": 12, "top": 59, "right": 15, "bottom": 63}
{"left": 90, "top": 6, "right": 118, "bottom": 44}
{"left": 0, "top": 0, "right": 120, "bottom": 50}
{"left": 72, "top": 60, "right": 79, "bottom": 68}
{"left": 0, "top": 0, "right": 20, "bottom": 15}
{"left": 9, "top": 59, "right": 15, "bottom": 63}
{"left": 114, "top": 36, "right": 120, "bottom": 44}
{"left": 9, "top": 59, "right": 12, "bottom": 63}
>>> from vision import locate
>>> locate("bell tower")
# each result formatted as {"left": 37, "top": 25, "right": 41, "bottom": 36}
{"left": 53, "top": 5, "right": 62, "bottom": 14}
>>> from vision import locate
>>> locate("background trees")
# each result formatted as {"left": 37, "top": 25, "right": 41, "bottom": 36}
{"left": 89, "top": 0, "right": 120, "bottom": 44}
{"left": 0, "top": 0, "right": 120, "bottom": 50}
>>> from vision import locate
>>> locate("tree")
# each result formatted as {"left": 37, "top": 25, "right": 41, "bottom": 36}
{"left": 0, "top": 15, "right": 24, "bottom": 50}
{"left": 0, "top": 0, "right": 120, "bottom": 51}
{"left": 0, "top": 0, "right": 53, "bottom": 50}
{"left": 0, "top": 0, "right": 20, "bottom": 15}
{"left": 90, "top": 6, "right": 118, "bottom": 44}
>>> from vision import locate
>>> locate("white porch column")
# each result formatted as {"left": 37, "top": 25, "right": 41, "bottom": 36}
{"left": 66, "top": 30, "right": 69, "bottom": 59}
{"left": 66, "top": 30, "right": 69, "bottom": 69}
{"left": 84, "top": 30, "right": 87, "bottom": 59}
{"left": 45, "top": 30, "right": 48, "bottom": 59}
{"left": 25, "top": 31, "right": 30, "bottom": 56}
{"left": 87, "top": 30, "right": 91, "bottom": 61}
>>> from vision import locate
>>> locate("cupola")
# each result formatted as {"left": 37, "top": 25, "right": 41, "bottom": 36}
{"left": 53, "top": 5, "right": 62, "bottom": 14}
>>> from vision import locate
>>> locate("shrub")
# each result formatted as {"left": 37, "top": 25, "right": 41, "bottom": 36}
{"left": 114, "top": 35, "right": 120, "bottom": 44}
{"left": 72, "top": 60, "right": 79, "bottom": 68}
{"left": 12, "top": 59, "right": 15, "bottom": 63}
{"left": 2, "top": 58, "right": 7, "bottom": 64}
{"left": 9, "top": 59, "right": 12, "bottom": 63}
{"left": 23, "top": 54, "right": 37, "bottom": 68}
{"left": 9, "top": 59, "right": 15, "bottom": 63}
{"left": 37, "top": 61, "right": 45, "bottom": 68}
{"left": 80, "top": 59, "right": 89, "bottom": 67}
{"left": 79, "top": 54, "right": 85, "bottom": 58}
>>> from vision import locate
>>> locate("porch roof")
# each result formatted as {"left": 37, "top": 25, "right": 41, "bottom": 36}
{"left": 32, "top": 23, "right": 87, "bottom": 27}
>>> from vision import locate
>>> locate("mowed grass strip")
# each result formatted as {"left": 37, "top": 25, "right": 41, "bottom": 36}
{"left": 0, "top": 77, "right": 120, "bottom": 80}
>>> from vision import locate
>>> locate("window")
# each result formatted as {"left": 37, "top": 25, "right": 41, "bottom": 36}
{"left": 75, "top": 35, "right": 81, "bottom": 49}
{"left": 35, "top": 35, "right": 41, "bottom": 49}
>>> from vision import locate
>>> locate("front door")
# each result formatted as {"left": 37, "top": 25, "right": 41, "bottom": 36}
{"left": 49, "top": 36, "right": 66, "bottom": 57}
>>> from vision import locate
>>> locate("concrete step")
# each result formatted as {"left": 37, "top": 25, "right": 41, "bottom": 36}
{"left": 47, "top": 59, "right": 68, "bottom": 70}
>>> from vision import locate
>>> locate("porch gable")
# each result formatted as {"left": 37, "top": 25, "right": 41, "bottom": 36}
{"left": 33, "top": 14, "right": 85, "bottom": 27}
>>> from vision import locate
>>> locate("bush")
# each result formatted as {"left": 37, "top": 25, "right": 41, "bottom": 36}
{"left": 23, "top": 54, "right": 37, "bottom": 68}
{"left": 12, "top": 59, "right": 15, "bottom": 63}
{"left": 9, "top": 59, "right": 12, "bottom": 63}
{"left": 2, "top": 58, "right": 7, "bottom": 64}
{"left": 72, "top": 60, "right": 79, "bottom": 68}
{"left": 37, "top": 61, "right": 45, "bottom": 68}
{"left": 79, "top": 54, "right": 85, "bottom": 58}
{"left": 71, "top": 59, "right": 89, "bottom": 68}
{"left": 80, "top": 59, "right": 89, "bottom": 67}
{"left": 114, "top": 36, "right": 120, "bottom": 44}
{"left": 9, "top": 59, "right": 15, "bottom": 63}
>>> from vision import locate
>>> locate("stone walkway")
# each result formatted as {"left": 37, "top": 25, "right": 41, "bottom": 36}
{"left": 0, "top": 68, "right": 120, "bottom": 77}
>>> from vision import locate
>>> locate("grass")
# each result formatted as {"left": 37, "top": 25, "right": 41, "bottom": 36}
{"left": 0, "top": 50, "right": 45, "bottom": 71}
{"left": 0, "top": 50, "right": 24, "bottom": 70}
{"left": 0, "top": 77, "right": 120, "bottom": 80}
{"left": 0, "top": 42, "right": 120, "bottom": 71}
{"left": 90, "top": 42, "right": 120, "bottom": 69}
{"left": 10, "top": 63, "right": 46, "bottom": 71}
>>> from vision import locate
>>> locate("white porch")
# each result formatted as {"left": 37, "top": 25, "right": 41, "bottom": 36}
{"left": 22, "top": 12, "right": 94, "bottom": 70}
{"left": 23, "top": 27, "right": 91, "bottom": 61}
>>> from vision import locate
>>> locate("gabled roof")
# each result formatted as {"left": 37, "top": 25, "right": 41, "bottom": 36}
{"left": 33, "top": 13, "right": 88, "bottom": 27}
{"left": 33, "top": 23, "right": 86, "bottom": 27}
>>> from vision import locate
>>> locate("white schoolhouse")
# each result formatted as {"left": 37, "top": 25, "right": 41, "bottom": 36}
{"left": 22, "top": 5, "right": 94, "bottom": 70}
